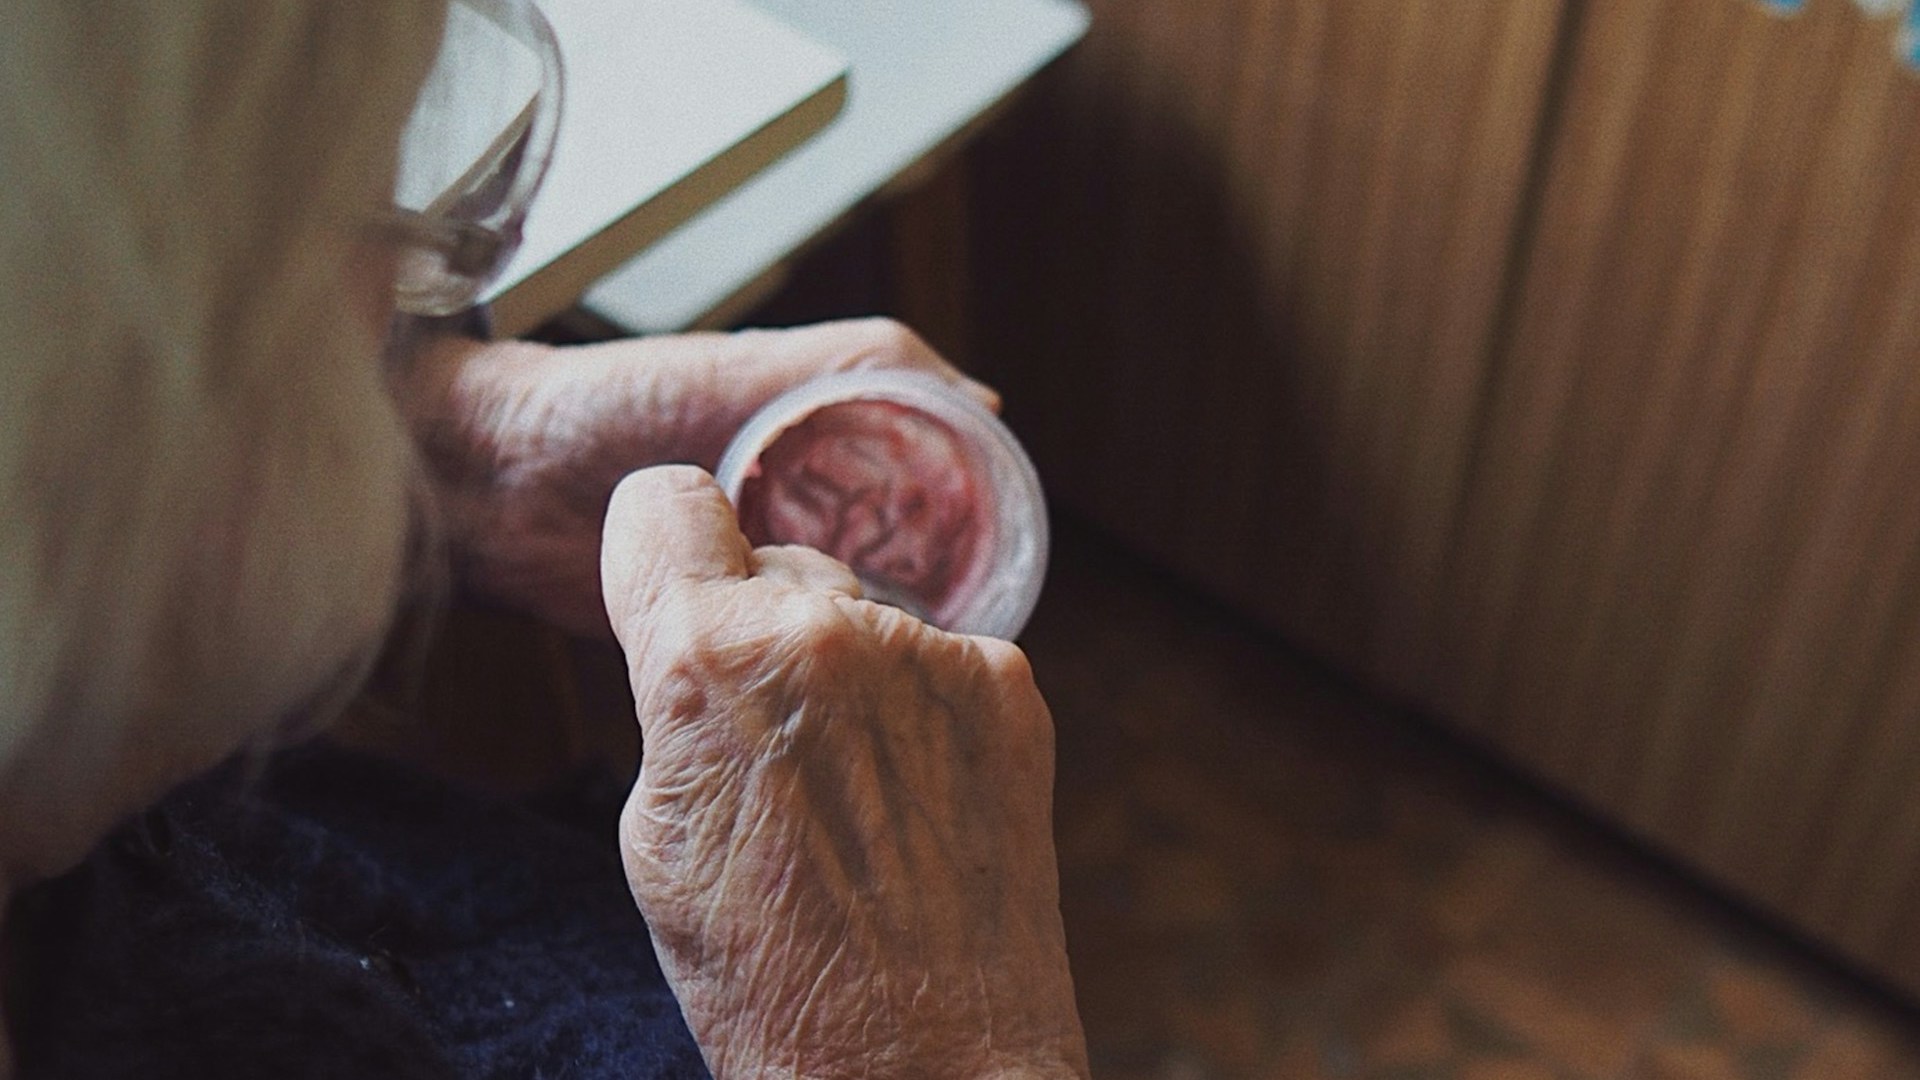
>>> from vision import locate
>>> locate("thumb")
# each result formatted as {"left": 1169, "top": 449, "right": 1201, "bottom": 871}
{"left": 600, "top": 465, "right": 752, "bottom": 652}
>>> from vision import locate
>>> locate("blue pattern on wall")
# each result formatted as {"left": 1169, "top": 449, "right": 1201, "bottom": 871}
{"left": 1752, "top": 0, "right": 1920, "bottom": 69}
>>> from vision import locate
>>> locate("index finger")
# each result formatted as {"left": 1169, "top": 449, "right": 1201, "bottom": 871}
{"left": 601, "top": 465, "right": 752, "bottom": 648}
{"left": 736, "top": 319, "right": 1003, "bottom": 414}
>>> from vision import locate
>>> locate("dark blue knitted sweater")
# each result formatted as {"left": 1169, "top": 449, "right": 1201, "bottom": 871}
{"left": 12, "top": 743, "right": 711, "bottom": 1079}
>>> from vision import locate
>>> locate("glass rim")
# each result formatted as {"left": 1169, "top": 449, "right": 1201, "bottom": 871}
{"left": 389, "top": 0, "right": 564, "bottom": 317}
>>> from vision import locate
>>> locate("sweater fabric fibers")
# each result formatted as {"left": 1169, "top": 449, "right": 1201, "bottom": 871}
{"left": 14, "top": 743, "right": 711, "bottom": 1079}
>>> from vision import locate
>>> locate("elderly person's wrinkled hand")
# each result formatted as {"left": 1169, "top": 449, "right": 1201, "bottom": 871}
{"left": 601, "top": 466, "right": 1089, "bottom": 1080}
{"left": 400, "top": 318, "right": 996, "bottom": 637}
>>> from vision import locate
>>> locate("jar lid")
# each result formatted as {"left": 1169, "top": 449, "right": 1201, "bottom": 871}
{"left": 714, "top": 370, "right": 1049, "bottom": 640}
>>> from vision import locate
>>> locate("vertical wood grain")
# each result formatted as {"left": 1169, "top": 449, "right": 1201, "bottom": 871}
{"left": 1438, "top": 0, "right": 1920, "bottom": 991}
{"left": 884, "top": 163, "right": 974, "bottom": 365}
{"left": 969, "top": 0, "right": 1568, "bottom": 668}
{"left": 962, "top": 0, "right": 1920, "bottom": 997}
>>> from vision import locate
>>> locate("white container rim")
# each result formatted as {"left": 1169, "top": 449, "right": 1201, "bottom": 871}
{"left": 713, "top": 369, "right": 1049, "bottom": 641}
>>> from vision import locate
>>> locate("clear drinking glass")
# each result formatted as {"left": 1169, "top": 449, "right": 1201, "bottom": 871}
{"left": 385, "top": 0, "right": 564, "bottom": 316}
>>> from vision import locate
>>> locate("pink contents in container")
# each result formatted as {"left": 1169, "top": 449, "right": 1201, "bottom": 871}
{"left": 714, "top": 371, "right": 1048, "bottom": 640}
{"left": 735, "top": 401, "right": 985, "bottom": 624}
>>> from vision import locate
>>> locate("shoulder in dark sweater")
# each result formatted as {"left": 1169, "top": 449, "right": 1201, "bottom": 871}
{"left": 13, "top": 743, "right": 710, "bottom": 1080}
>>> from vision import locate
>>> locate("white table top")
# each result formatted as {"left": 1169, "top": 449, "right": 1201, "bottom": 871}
{"left": 582, "top": 0, "right": 1091, "bottom": 334}
{"left": 485, "top": 0, "right": 849, "bottom": 337}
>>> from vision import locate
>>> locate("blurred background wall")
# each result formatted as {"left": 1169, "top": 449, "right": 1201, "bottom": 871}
{"left": 934, "top": 0, "right": 1920, "bottom": 997}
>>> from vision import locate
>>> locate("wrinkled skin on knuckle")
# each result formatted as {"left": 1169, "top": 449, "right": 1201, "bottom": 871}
{"left": 621, "top": 578, "right": 1086, "bottom": 1078}
{"left": 624, "top": 576, "right": 802, "bottom": 704}
{"left": 829, "top": 317, "right": 940, "bottom": 373}
{"left": 972, "top": 635, "right": 1035, "bottom": 687}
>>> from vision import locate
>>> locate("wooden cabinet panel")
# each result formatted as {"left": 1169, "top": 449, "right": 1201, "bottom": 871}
{"left": 1441, "top": 0, "right": 1920, "bottom": 983}
{"left": 964, "top": 0, "right": 1920, "bottom": 994}
{"left": 968, "top": 0, "right": 1569, "bottom": 668}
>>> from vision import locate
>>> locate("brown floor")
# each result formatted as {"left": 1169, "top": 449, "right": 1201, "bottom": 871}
{"left": 1021, "top": 529, "right": 1920, "bottom": 1080}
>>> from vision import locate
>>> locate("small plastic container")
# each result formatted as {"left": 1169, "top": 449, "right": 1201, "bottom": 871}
{"left": 714, "top": 370, "right": 1048, "bottom": 641}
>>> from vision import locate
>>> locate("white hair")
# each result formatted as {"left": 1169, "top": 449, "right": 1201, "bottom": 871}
{"left": 0, "top": 1, "right": 446, "bottom": 877}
